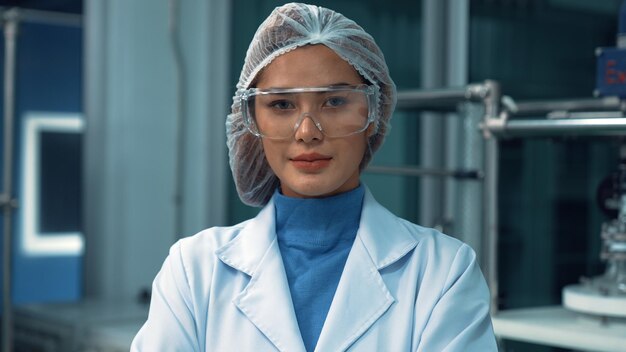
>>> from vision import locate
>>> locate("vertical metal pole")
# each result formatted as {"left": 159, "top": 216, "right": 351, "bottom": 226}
{"left": 483, "top": 80, "right": 501, "bottom": 314}
{"left": 457, "top": 102, "right": 485, "bottom": 258}
{"left": 420, "top": 0, "right": 446, "bottom": 228}
{"left": 83, "top": 0, "right": 107, "bottom": 299}
{"left": 1, "top": 8, "right": 18, "bottom": 352}
{"left": 444, "top": 0, "right": 469, "bottom": 240}
{"left": 204, "top": 0, "right": 230, "bottom": 228}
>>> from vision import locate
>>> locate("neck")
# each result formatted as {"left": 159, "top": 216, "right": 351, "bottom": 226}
{"left": 273, "top": 184, "right": 364, "bottom": 246}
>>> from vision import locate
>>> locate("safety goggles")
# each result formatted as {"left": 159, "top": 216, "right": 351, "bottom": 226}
{"left": 238, "top": 84, "right": 378, "bottom": 139}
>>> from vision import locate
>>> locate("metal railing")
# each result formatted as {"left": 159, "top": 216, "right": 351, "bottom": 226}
{"left": 480, "top": 88, "right": 626, "bottom": 315}
{"left": 387, "top": 81, "right": 626, "bottom": 316}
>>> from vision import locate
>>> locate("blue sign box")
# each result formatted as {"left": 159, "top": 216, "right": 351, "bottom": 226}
{"left": 596, "top": 46, "right": 626, "bottom": 98}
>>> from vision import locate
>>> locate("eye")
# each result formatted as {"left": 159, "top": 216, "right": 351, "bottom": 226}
{"left": 325, "top": 96, "right": 348, "bottom": 107}
{"left": 269, "top": 100, "right": 295, "bottom": 110}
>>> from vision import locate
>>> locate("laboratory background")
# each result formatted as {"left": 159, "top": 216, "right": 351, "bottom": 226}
{"left": 0, "top": 0, "right": 624, "bottom": 351}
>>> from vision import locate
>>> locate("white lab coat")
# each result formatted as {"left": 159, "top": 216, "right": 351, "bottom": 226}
{"left": 132, "top": 188, "right": 497, "bottom": 351}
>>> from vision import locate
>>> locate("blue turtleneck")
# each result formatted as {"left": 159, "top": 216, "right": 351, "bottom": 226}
{"left": 273, "top": 184, "right": 364, "bottom": 352}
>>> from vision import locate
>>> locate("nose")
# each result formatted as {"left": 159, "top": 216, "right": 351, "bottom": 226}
{"left": 294, "top": 113, "right": 323, "bottom": 142}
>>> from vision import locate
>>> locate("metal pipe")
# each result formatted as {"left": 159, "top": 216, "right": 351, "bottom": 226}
{"left": 396, "top": 83, "right": 489, "bottom": 110}
{"left": 456, "top": 103, "right": 485, "bottom": 263}
{"left": 444, "top": 0, "right": 470, "bottom": 252}
{"left": 485, "top": 139, "right": 499, "bottom": 315}
{"left": 484, "top": 80, "right": 501, "bottom": 123}
{"left": 420, "top": 0, "right": 446, "bottom": 228}
{"left": 366, "top": 165, "right": 481, "bottom": 180}
{"left": 546, "top": 111, "right": 623, "bottom": 119}
{"left": 483, "top": 117, "right": 626, "bottom": 137}
{"left": 1, "top": 9, "right": 18, "bottom": 352}
{"left": 483, "top": 80, "right": 501, "bottom": 315}
{"left": 0, "top": 7, "right": 81, "bottom": 27}
{"left": 83, "top": 0, "right": 107, "bottom": 299}
{"left": 397, "top": 87, "right": 466, "bottom": 109}
{"left": 512, "top": 96, "right": 622, "bottom": 116}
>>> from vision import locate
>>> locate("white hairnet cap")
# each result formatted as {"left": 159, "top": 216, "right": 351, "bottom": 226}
{"left": 227, "top": 2, "right": 397, "bottom": 207}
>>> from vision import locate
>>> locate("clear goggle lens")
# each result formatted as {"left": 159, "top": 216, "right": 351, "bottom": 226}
{"left": 239, "top": 85, "right": 377, "bottom": 139}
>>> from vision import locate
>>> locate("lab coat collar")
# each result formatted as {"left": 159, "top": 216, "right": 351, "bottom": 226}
{"left": 215, "top": 200, "right": 276, "bottom": 276}
{"left": 216, "top": 198, "right": 307, "bottom": 352}
{"left": 314, "top": 187, "right": 418, "bottom": 351}
{"left": 357, "top": 187, "right": 419, "bottom": 270}
{"left": 216, "top": 186, "right": 419, "bottom": 352}
{"left": 216, "top": 187, "right": 418, "bottom": 274}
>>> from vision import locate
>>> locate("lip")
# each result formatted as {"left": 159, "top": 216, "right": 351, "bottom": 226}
{"left": 291, "top": 153, "right": 332, "bottom": 162}
{"left": 290, "top": 153, "right": 332, "bottom": 171}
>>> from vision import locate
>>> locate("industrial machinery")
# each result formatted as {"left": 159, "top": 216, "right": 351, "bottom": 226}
{"left": 562, "top": 148, "right": 626, "bottom": 319}
{"left": 561, "top": 0, "right": 626, "bottom": 321}
{"left": 487, "top": 3, "right": 626, "bottom": 351}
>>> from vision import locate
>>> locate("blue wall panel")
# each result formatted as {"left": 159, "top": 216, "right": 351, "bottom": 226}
{"left": 0, "top": 20, "right": 83, "bottom": 307}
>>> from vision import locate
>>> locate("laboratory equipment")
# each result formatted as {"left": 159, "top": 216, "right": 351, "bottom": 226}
{"left": 560, "top": 0, "right": 626, "bottom": 320}
{"left": 562, "top": 147, "right": 626, "bottom": 318}
{"left": 485, "top": 95, "right": 626, "bottom": 352}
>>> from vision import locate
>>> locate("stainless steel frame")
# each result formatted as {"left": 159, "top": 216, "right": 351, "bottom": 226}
{"left": 399, "top": 83, "right": 626, "bottom": 317}
{"left": 368, "top": 80, "right": 501, "bottom": 297}
{"left": 396, "top": 84, "right": 489, "bottom": 110}
{"left": 391, "top": 80, "right": 626, "bottom": 317}
{"left": 511, "top": 96, "right": 622, "bottom": 116}
{"left": 481, "top": 91, "right": 626, "bottom": 316}
{"left": 371, "top": 80, "right": 626, "bottom": 319}
{"left": 420, "top": 0, "right": 447, "bottom": 229}
{"left": 484, "top": 117, "right": 626, "bottom": 137}
{"left": 482, "top": 81, "right": 501, "bottom": 315}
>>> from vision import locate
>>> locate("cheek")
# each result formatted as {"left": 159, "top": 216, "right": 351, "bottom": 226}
{"left": 261, "top": 140, "right": 283, "bottom": 169}
{"left": 339, "top": 136, "right": 368, "bottom": 166}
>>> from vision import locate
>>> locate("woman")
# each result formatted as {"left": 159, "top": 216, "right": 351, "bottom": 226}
{"left": 132, "top": 3, "right": 497, "bottom": 351}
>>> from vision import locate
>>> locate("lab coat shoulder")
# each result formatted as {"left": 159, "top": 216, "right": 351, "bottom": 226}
{"left": 398, "top": 216, "right": 477, "bottom": 279}
{"left": 343, "top": 191, "right": 496, "bottom": 351}
{"left": 179, "top": 219, "right": 253, "bottom": 256}
{"left": 359, "top": 191, "right": 473, "bottom": 274}
{"left": 176, "top": 220, "right": 253, "bottom": 281}
{"left": 131, "top": 221, "right": 252, "bottom": 352}
{"left": 394, "top": 221, "right": 496, "bottom": 351}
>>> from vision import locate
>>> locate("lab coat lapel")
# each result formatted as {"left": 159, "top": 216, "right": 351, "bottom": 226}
{"left": 314, "top": 188, "right": 418, "bottom": 352}
{"left": 314, "top": 236, "right": 394, "bottom": 352}
{"left": 217, "top": 200, "right": 306, "bottom": 352}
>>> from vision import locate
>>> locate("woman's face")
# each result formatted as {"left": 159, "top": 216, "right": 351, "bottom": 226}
{"left": 255, "top": 44, "right": 372, "bottom": 198}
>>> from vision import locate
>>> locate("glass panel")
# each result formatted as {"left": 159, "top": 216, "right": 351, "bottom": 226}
{"left": 39, "top": 131, "right": 82, "bottom": 234}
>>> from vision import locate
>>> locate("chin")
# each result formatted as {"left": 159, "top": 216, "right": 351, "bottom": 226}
{"left": 283, "top": 180, "right": 340, "bottom": 198}
{"left": 285, "top": 176, "right": 357, "bottom": 198}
